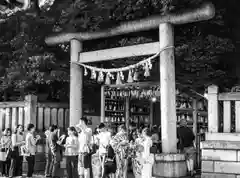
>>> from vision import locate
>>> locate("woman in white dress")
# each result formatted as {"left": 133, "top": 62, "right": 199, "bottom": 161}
{"left": 141, "top": 128, "right": 154, "bottom": 178}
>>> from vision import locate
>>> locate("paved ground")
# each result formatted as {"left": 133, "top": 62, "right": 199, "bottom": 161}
{"left": 0, "top": 174, "right": 201, "bottom": 178}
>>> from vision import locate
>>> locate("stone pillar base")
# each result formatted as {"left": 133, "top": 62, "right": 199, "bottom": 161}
{"left": 153, "top": 153, "right": 187, "bottom": 178}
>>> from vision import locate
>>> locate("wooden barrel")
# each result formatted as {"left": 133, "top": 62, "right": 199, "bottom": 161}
{"left": 152, "top": 153, "right": 187, "bottom": 178}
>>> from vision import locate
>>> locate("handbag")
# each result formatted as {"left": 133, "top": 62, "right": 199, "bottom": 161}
{"left": 0, "top": 148, "right": 7, "bottom": 161}
{"left": 6, "top": 147, "right": 12, "bottom": 160}
{"left": 150, "top": 144, "right": 158, "bottom": 154}
{"left": 83, "top": 152, "right": 92, "bottom": 169}
{"left": 20, "top": 145, "right": 30, "bottom": 156}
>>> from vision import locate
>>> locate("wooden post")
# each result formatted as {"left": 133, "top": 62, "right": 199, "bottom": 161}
{"left": 70, "top": 39, "right": 83, "bottom": 126}
{"left": 159, "top": 23, "right": 177, "bottom": 153}
{"left": 207, "top": 85, "right": 219, "bottom": 133}
{"left": 125, "top": 97, "right": 130, "bottom": 133}
{"left": 223, "top": 101, "right": 231, "bottom": 132}
{"left": 24, "top": 95, "right": 38, "bottom": 129}
{"left": 192, "top": 99, "right": 198, "bottom": 168}
{"left": 100, "top": 85, "right": 105, "bottom": 123}
{"left": 150, "top": 101, "right": 153, "bottom": 128}
{"left": 192, "top": 99, "right": 197, "bottom": 138}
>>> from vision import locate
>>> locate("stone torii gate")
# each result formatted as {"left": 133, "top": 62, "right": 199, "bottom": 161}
{"left": 45, "top": 3, "right": 215, "bottom": 177}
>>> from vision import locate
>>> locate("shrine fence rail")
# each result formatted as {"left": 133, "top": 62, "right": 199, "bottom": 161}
{"left": 0, "top": 94, "right": 69, "bottom": 132}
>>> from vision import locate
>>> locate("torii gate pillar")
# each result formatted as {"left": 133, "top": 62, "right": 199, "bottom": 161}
{"left": 69, "top": 39, "right": 83, "bottom": 126}
{"left": 159, "top": 23, "right": 177, "bottom": 153}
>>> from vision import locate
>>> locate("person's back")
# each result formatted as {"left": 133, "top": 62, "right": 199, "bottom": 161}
{"left": 177, "top": 119, "right": 196, "bottom": 176}
{"left": 177, "top": 126, "right": 195, "bottom": 149}
{"left": 49, "top": 131, "right": 60, "bottom": 153}
{"left": 98, "top": 131, "right": 111, "bottom": 155}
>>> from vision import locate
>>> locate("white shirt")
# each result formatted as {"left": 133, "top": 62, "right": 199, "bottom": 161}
{"left": 25, "top": 132, "right": 37, "bottom": 155}
{"left": 65, "top": 136, "right": 78, "bottom": 156}
{"left": 78, "top": 127, "right": 92, "bottom": 153}
{"left": 97, "top": 131, "right": 111, "bottom": 155}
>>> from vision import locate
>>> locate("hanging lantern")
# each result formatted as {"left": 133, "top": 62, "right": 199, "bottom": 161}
{"left": 116, "top": 72, "right": 122, "bottom": 85}
{"left": 144, "top": 63, "right": 150, "bottom": 77}
{"left": 133, "top": 70, "right": 139, "bottom": 81}
{"left": 127, "top": 70, "right": 133, "bottom": 83}
{"left": 90, "top": 69, "right": 97, "bottom": 79}
{"left": 105, "top": 73, "right": 111, "bottom": 85}
{"left": 84, "top": 67, "right": 88, "bottom": 76}
{"left": 97, "top": 71, "right": 104, "bottom": 83}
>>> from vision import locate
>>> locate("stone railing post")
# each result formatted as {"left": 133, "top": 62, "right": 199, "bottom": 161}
{"left": 25, "top": 95, "right": 38, "bottom": 129}
{"left": 207, "top": 85, "right": 219, "bottom": 133}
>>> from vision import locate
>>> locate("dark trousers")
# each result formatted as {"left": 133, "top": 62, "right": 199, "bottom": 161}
{"left": 50, "top": 151, "right": 61, "bottom": 177}
{"left": 26, "top": 155, "right": 35, "bottom": 177}
{"left": 45, "top": 152, "right": 52, "bottom": 176}
{"left": 66, "top": 155, "right": 78, "bottom": 178}
{"left": 1, "top": 159, "right": 10, "bottom": 176}
{"left": 9, "top": 148, "right": 23, "bottom": 177}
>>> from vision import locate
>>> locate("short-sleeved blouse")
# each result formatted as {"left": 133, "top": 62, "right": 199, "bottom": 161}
{"left": 12, "top": 133, "right": 24, "bottom": 152}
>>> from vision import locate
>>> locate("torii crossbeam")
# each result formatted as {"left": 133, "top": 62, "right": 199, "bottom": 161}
{"left": 45, "top": 3, "right": 215, "bottom": 177}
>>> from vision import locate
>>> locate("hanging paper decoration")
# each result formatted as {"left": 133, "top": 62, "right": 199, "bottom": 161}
{"left": 144, "top": 63, "right": 150, "bottom": 77}
{"left": 147, "top": 59, "right": 152, "bottom": 69}
{"left": 120, "top": 71, "right": 124, "bottom": 80}
{"left": 90, "top": 70, "right": 96, "bottom": 79}
{"left": 116, "top": 72, "right": 122, "bottom": 85}
{"left": 97, "top": 71, "right": 104, "bottom": 83}
{"left": 127, "top": 70, "right": 133, "bottom": 83}
{"left": 105, "top": 73, "right": 111, "bottom": 85}
{"left": 73, "top": 45, "right": 174, "bottom": 84}
{"left": 84, "top": 67, "right": 88, "bottom": 76}
{"left": 133, "top": 70, "right": 139, "bottom": 81}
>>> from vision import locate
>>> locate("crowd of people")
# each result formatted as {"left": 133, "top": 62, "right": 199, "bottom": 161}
{"left": 0, "top": 117, "right": 196, "bottom": 178}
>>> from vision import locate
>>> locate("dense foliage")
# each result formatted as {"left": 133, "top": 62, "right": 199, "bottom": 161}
{"left": 0, "top": 0, "right": 238, "bottom": 101}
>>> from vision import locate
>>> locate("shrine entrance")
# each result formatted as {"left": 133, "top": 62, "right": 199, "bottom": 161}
{"left": 45, "top": 3, "right": 215, "bottom": 177}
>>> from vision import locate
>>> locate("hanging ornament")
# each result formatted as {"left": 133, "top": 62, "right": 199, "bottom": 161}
{"left": 90, "top": 69, "right": 96, "bottom": 79}
{"left": 110, "top": 73, "right": 115, "bottom": 80}
{"left": 144, "top": 63, "right": 150, "bottom": 77}
{"left": 84, "top": 67, "right": 88, "bottom": 76}
{"left": 127, "top": 70, "right": 133, "bottom": 83}
{"left": 105, "top": 73, "right": 111, "bottom": 85}
{"left": 147, "top": 59, "right": 152, "bottom": 69}
{"left": 120, "top": 71, "right": 124, "bottom": 81}
{"left": 133, "top": 70, "right": 139, "bottom": 81}
{"left": 116, "top": 72, "right": 122, "bottom": 85}
{"left": 97, "top": 71, "right": 104, "bottom": 83}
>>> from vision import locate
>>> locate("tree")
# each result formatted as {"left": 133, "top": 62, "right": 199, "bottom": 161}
{"left": 0, "top": 0, "right": 237, "bottom": 101}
